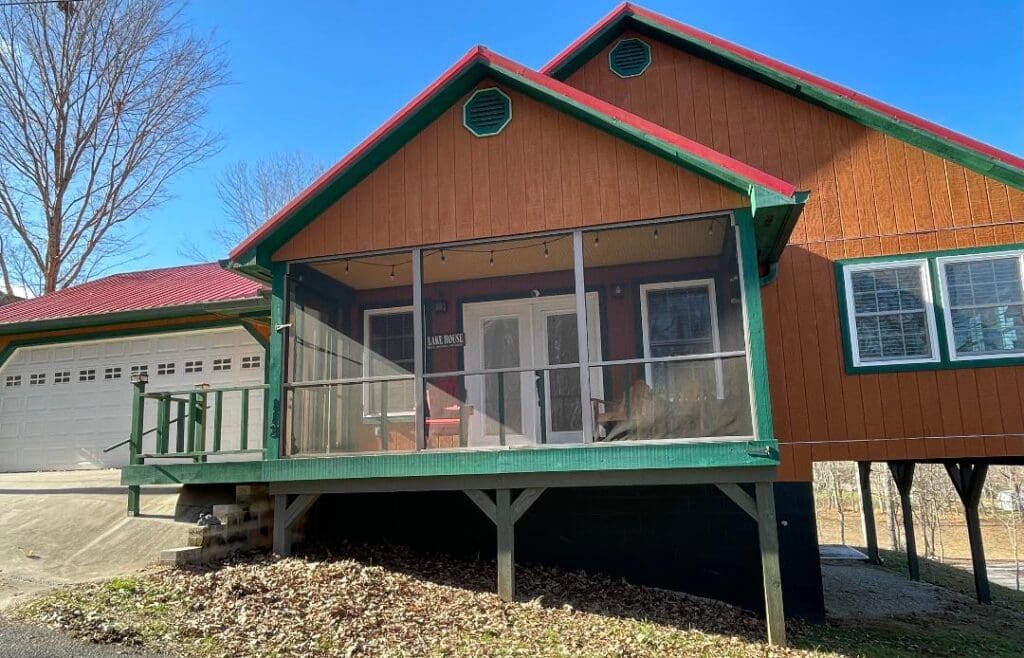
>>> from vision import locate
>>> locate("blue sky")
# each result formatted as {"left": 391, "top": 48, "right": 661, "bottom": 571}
{"left": 134, "top": 0, "right": 1024, "bottom": 271}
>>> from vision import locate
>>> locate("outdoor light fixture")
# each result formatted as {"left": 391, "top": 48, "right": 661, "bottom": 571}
{"left": 130, "top": 372, "right": 149, "bottom": 385}
{"left": 610, "top": 284, "right": 625, "bottom": 299}
{"left": 196, "top": 383, "right": 211, "bottom": 391}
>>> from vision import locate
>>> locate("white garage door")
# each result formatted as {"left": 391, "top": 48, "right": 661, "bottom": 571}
{"left": 0, "top": 326, "right": 265, "bottom": 472}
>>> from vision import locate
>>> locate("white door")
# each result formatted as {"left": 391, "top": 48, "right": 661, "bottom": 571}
{"left": 463, "top": 295, "right": 600, "bottom": 446}
{"left": 0, "top": 326, "right": 265, "bottom": 472}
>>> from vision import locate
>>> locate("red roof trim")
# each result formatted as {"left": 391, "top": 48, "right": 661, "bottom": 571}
{"left": 230, "top": 47, "right": 488, "bottom": 260}
{"left": 542, "top": 3, "right": 1024, "bottom": 172}
{"left": 230, "top": 44, "right": 798, "bottom": 260}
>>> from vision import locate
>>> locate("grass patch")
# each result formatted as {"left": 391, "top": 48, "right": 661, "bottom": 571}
{"left": 875, "top": 547, "right": 1024, "bottom": 614}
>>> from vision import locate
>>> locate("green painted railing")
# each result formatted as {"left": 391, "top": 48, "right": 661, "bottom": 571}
{"left": 123, "top": 379, "right": 268, "bottom": 465}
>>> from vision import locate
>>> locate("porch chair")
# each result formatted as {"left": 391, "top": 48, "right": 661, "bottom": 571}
{"left": 425, "top": 383, "right": 473, "bottom": 447}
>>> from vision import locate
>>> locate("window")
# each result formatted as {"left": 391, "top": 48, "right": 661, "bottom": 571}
{"left": 29, "top": 373, "right": 45, "bottom": 385}
{"left": 5, "top": 375, "right": 21, "bottom": 387}
{"left": 938, "top": 252, "right": 1024, "bottom": 360}
{"left": 640, "top": 280, "right": 724, "bottom": 399}
{"left": 213, "top": 358, "right": 231, "bottom": 371}
{"left": 104, "top": 367, "right": 122, "bottom": 380}
{"left": 184, "top": 360, "right": 203, "bottom": 373}
{"left": 131, "top": 364, "right": 148, "bottom": 376}
{"left": 54, "top": 371, "right": 70, "bottom": 384}
{"left": 157, "top": 363, "right": 175, "bottom": 376}
{"left": 242, "top": 355, "right": 261, "bottom": 369}
{"left": 841, "top": 260, "right": 939, "bottom": 367}
{"left": 79, "top": 369, "right": 96, "bottom": 382}
{"left": 363, "top": 307, "right": 415, "bottom": 418}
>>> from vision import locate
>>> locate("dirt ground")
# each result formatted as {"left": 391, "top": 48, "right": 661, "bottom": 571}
{"left": 0, "top": 470, "right": 187, "bottom": 609}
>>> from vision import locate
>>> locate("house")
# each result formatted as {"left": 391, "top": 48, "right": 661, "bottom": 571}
{"left": 113, "top": 4, "right": 1022, "bottom": 645}
{"left": 0, "top": 263, "right": 269, "bottom": 471}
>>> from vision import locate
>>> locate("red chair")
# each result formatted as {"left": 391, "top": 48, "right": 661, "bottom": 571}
{"left": 425, "top": 381, "right": 473, "bottom": 444}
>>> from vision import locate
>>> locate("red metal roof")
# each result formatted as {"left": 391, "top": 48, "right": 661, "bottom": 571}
{"left": 229, "top": 46, "right": 798, "bottom": 261}
{"left": 0, "top": 263, "right": 266, "bottom": 327}
{"left": 542, "top": 3, "right": 1024, "bottom": 172}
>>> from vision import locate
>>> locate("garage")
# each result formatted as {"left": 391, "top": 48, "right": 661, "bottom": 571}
{"left": 0, "top": 326, "right": 266, "bottom": 471}
{"left": 0, "top": 262, "right": 269, "bottom": 473}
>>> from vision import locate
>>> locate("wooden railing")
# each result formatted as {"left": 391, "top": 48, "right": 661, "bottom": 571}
{"left": 124, "top": 378, "right": 268, "bottom": 464}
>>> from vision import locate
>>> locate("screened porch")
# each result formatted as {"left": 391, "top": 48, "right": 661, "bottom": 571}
{"left": 283, "top": 213, "right": 762, "bottom": 456}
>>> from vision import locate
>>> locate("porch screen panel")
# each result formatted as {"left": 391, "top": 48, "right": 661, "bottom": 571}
{"left": 420, "top": 236, "right": 581, "bottom": 449}
{"left": 285, "top": 255, "right": 415, "bottom": 455}
{"left": 581, "top": 216, "right": 753, "bottom": 442}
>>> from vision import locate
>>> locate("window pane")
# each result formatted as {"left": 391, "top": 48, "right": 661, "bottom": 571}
{"left": 482, "top": 317, "right": 522, "bottom": 436}
{"left": 945, "top": 257, "right": 1024, "bottom": 357}
{"left": 647, "top": 286, "right": 715, "bottom": 357}
{"left": 849, "top": 264, "right": 933, "bottom": 363}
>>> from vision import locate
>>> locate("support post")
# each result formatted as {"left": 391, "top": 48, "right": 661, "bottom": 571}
{"left": 273, "top": 493, "right": 320, "bottom": 556}
{"left": 412, "top": 248, "right": 425, "bottom": 451}
{"left": 755, "top": 482, "right": 786, "bottom": 648}
{"left": 496, "top": 489, "right": 514, "bottom": 601}
{"left": 945, "top": 461, "right": 991, "bottom": 604}
{"left": 127, "top": 376, "right": 146, "bottom": 516}
{"left": 572, "top": 230, "right": 594, "bottom": 443}
{"left": 888, "top": 461, "right": 919, "bottom": 581}
{"left": 464, "top": 488, "right": 546, "bottom": 602}
{"left": 857, "top": 462, "right": 881, "bottom": 565}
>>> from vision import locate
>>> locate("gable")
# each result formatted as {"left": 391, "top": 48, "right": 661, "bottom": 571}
{"left": 273, "top": 81, "right": 746, "bottom": 261}
{"left": 561, "top": 31, "right": 1024, "bottom": 249}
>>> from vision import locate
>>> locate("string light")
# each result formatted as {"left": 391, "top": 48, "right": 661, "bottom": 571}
{"left": 344, "top": 259, "right": 349, "bottom": 273}
{"left": 389, "top": 265, "right": 395, "bottom": 281}
{"left": 707, "top": 221, "right": 714, "bottom": 236}
{"left": 440, "top": 249, "right": 446, "bottom": 263}
{"left": 594, "top": 232, "right": 600, "bottom": 246}
{"left": 543, "top": 242, "right": 549, "bottom": 258}
{"left": 653, "top": 227, "right": 659, "bottom": 240}
{"left": 489, "top": 251, "right": 495, "bottom": 267}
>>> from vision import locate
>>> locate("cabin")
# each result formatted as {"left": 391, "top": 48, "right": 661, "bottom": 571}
{"left": 112, "top": 4, "right": 1024, "bottom": 646}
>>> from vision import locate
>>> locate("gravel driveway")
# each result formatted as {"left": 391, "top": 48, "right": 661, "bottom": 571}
{"left": 0, "top": 619, "right": 165, "bottom": 658}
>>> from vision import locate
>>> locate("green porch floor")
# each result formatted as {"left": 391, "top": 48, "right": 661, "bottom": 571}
{"left": 120, "top": 440, "right": 778, "bottom": 487}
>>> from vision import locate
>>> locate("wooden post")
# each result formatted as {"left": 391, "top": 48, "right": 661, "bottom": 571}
{"left": 212, "top": 390, "right": 224, "bottom": 453}
{"left": 857, "top": 462, "right": 881, "bottom": 565}
{"left": 273, "top": 494, "right": 291, "bottom": 555}
{"left": 155, "top": 394, "right": 170, "bottom": 455}
{"left": 496, "top": 489, "right": 514, "bottom": 601}
{"left": 127, "top": 376, "right": 146, "bottom": 517}
{"left": 888, "top": 461, "right": 919, "bottom": 581}
{"left": 945, "top": 462, "right": 991, "bottom": 604}
{"left": 755, "top": 482, "right": 786, "bottom": 647}
{"left": 239, "top": 388, "right": 250, "bottom": 450}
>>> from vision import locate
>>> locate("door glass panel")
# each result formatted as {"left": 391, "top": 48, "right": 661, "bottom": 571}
{"left": 483, "top": 317, "right": 522, "bottom": 435}
{"left": 546, "top": 313, "right": 582, "bottom": 432}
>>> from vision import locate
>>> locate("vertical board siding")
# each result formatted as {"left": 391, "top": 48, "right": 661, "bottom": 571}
{"left": 273, "top": 83, "right": 744, "bottom": 261}
{"left": 564, "top": 32, "right": 1024, "bottom": 480}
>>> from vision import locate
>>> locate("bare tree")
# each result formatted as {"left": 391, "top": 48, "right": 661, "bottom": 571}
{"left": 181, "top": 151, "right": 324, "bottom": 261}
{"left": 0, "top": 0, "right": 227, "bottom": 295}
{"left": 992, "top": 465, "right": 1024, "bottom": 591}
{"left": 814, "top": 462, "right": 855, "bottom": 544}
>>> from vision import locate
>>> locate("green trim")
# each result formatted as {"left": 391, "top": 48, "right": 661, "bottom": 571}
{"left": 229, "top": 60, "right": 803, "bottom": 276}
{"left": 549, "top": 16, "right": 1024, "bottom": 191}
{"left": 836, "top": 243, "right": 1024, "bottom": 373}
{"left": 462, "top": 87, "right": 512, "bottom": 137}
{"left": 736, "top": 210, "right": 775, "bottom": 443}
{"left": 609, "top": 38, "right": 651, "bottom": 78}
{"left": 120, "top": 439, "right": 778, "bottom": 486}
{"left": 0, "top": 297, "right": 268, "bottom": 336}
{"left": 0, "top": 318, "right": 269, "bottom": 372}
{"left": 263, "top": 262, "right": 286, "bottom": 460}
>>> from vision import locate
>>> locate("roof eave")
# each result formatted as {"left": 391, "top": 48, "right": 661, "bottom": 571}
{"left": 0, "top": 296, "right": 269, "bottom": 337}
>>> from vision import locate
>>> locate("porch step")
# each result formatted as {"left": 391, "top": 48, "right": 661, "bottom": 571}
{"left": 159, "top": 546, "right": 203, "bottom": 566}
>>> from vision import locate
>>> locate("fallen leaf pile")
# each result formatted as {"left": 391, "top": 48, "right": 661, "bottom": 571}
{"left": 17, "top": 544, "right": 842, "bottom": 657}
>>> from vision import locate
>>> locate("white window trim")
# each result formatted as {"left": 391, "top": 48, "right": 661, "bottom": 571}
{"left": 842, "top": 259, "right": 941, "bottom": 368}
{"left": 639, "top": 278, "right": 725, "bottom": 399}
{"left": 936, "top": 249, "right": 1024, "bottom": 362}
{"left": 362, "top": 305, "right": 415, "bottom": 421}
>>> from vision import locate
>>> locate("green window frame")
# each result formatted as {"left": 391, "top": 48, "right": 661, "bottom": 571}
{"left": 836, "top": 244, "right": 1024, "bottom": 373}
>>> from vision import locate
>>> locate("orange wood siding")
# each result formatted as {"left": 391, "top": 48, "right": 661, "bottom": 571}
{"left": 565, "top": 32, "right": 1024, "bottom": 480}
{"left": 273, "top": 82, "right": 745, "bottom": 261}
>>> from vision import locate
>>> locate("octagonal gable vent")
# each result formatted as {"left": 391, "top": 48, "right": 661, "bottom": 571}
{"left": 609, "top": 38, "right": 651, "bottom": 78}
{"left": 463, "top": 88, "right": 512, "bottom": 137}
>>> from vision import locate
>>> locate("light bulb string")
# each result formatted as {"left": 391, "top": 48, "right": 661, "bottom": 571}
{"left": 335, "top": 235, "right": 572, "bottom": 271}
